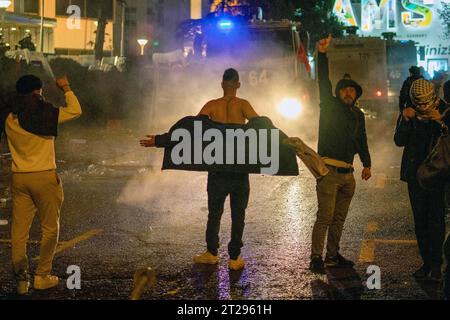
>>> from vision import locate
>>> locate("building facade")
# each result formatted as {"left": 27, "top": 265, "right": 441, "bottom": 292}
{"left": 1, "top": 0, "right": 218, "bottom": 57}
{"left": 1, "top": 0, "right": 115, "bottom": 55}
{"left": 113, "top": 0, "right": 211, "bottom": 56}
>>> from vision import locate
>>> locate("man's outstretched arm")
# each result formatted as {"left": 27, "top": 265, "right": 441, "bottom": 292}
{"left": 140, "top": 135, "right": 156, "bottom": 148}
{"left": 140, "top": 132, "right": 172, "bottom": 148}
{"left": 142, "top": 102, "right": 213, "bottom": 148}
{"left": 317, "top": 35, "right": 334, "bottom": 107}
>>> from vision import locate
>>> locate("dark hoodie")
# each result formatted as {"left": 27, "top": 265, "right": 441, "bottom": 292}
{"left": 1, "top": 92, "right": 59, "bottom": 138}
{"left": 394, "top": 100, "right": 450, "bottom": 182}
{"left": 317, "top": 52, "right": 371, "bottom": 168}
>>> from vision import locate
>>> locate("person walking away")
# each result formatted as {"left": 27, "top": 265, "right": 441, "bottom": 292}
{"left": 140, "top": 69, "right": 259, "bottom": 271}
{"left": 4, "top": 75, "right": 82, "bottom": 294}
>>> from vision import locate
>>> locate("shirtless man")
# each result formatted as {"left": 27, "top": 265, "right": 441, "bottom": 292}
{"left": 140, "top": 68, "right": 259, "bottom": 270}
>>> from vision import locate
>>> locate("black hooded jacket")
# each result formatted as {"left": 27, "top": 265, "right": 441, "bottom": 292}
{"left": 154, "top": 115, "right": 299, "bottom": 176}
{"left": 317, "top": 52, "right": 372, "bottom": 168}
{"left": 394, "top": 100, "right": 450, "bottom": 182}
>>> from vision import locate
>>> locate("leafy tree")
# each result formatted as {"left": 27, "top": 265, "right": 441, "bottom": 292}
{"left": 293, "top": 0, "right": 345, "bottom": 49}
{"left": 91, "top": 0, "right": 111, "bottom": 61}
{"left": 250, "top": 0, "right": 345, "bottom": 51}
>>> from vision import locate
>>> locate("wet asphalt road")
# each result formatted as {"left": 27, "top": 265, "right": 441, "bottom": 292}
{"left": 0, "top": 118, "right": 448, "bottom": 300}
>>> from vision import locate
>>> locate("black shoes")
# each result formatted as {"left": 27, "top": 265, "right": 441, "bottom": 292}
{"left": 412, "top": 265, "right": 442, "bottom": 282}
{"left": 412, "top": 265, "right": 430, "bottom": 279}
{"left": 310, "top": 253, "right": 355, "bottom": 274}
{"left": 309, "top": 256, "right": 326, "bottom": 274}
{"left": 324, "top": 253, "right": 355, "bottom": 268}
{"left": 429, "top": 268, "right": 443, "bottom": 283}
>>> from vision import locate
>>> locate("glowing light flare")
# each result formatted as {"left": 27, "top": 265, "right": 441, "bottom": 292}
{"left": 217, "top": 19, "right": 234, "bottom": 30}
{"left": 376, "top": 90, "right": 383, "bottom": 97}
{"left": 277, "top": 98, "right": 303, "bottom": 119}
{"left": 0, "top": 1, "right": 11, "bottom": 9}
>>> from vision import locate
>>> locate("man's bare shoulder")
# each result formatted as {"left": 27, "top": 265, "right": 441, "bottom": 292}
{"left": 204, "top": 98, "right": 223, "bottom": 106}
{"left": 235, "top": 98, "right": 252, "bottom": 106}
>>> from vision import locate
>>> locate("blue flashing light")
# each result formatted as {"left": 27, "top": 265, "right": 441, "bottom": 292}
{"left": 218, "top": 19, "right": 234, "bottom": 30}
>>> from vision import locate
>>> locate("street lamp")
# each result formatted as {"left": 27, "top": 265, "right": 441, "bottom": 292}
{"left": 39, "top": 0, "right": 44, "bottom": 52}
{"left": 118, "top": 0, "right": 127, "bottom": 57}
{"left": 137, "top": 38, "right": 148, "bottom": 56}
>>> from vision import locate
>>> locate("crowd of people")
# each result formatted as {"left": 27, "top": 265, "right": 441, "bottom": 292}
{"left": 0, "top": 34, "right": 449, "bottom": 300}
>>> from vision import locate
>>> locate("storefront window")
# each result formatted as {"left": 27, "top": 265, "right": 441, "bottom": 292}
{"left": 56, "top": 0, "right": 72, "bottom": 16}
{"left": 86, "top": 0, "right": 113, "bottom": 20}
{"left": 428, "top": 59, "right": 449, "bottom": 78}
{"left": 71, "top": 0, "right": 84, "bottom": 15}
{"left": 56, "top": 0, "right": 85, "bottom": 17}
{"left": 24, "top": 0, "right": 39, "bottom": 14}
{"left": 55, "top": 0, "right": 113, "bottom": 19}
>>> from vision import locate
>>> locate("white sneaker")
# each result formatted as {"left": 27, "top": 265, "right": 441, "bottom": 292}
{"left": 17, "top": 281, "right": 30, "bottom": 295}
{"left": 34, "top": 275, "right": 59, "bottom": 290}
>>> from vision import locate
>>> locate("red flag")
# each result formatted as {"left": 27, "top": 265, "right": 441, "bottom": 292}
{"left": 297, "top": 42, "right": 311, "bottom": 74}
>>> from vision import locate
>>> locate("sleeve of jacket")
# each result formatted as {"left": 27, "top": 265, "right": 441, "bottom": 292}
{"left": 155, "top": 133, "right": 170, "bottom": 148}
{"left": 317, "top": 52, "right": 333, "bottom": 108}
{"left": 394, "top": 114, "right": 412, "bottom": 147}
{"left": 58, "top": 91, "right": 82, "bottom": 123}
{"left": 357, "top": 113, "right": 371, "bottom": 168}
{"left": 154, "top": 115, "right": 208, "bottom": 148}
{"left": 0, "top": 95, "right": 8, "bottom": 138}
{"left": 399, "top": 80, "right": 408, "bottom": 112}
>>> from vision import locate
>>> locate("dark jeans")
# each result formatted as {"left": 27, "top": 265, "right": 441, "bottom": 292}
{"left": 206, "top": 172, "right": 250, "bottom": 260}
{"left": 407, "top": 179, "right": 446, "bottom": 270}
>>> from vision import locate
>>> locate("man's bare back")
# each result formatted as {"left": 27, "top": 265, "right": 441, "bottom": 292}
{"left": 198, "top": 97, "right": 259, "bottom": 125}
{"left": 140, "top": 68, "right": 259, "bottom": 148}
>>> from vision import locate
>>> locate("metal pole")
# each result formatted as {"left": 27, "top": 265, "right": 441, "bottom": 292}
{"left": 292, "top": 28, "right": 298, "bottom": 79}
{"left": 39, "top": 0, "right": 44, "bottom": 52}
{"left": 120, "top": 1, "right": 126, "bottom": 57}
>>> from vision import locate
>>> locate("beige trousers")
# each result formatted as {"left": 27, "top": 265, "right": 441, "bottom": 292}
{"left": 11, "top": 170, "right": 64, "bottom": 280}
{"left": 311, "top": 168, "right": 356, "bottom": 258}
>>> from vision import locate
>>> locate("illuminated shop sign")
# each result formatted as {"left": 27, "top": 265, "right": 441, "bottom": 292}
{"left": 333, "top": 0, "right": 447, "bottom": 30}
{"left": 333, "top": 0, "right": 450, "bottom": 75}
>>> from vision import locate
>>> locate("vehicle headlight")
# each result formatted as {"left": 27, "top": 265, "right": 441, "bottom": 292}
{"left": 277, "top": 98, "right": 303, "bottom": 119}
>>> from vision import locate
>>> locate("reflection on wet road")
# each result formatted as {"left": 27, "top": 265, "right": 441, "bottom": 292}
{"left": 0, "top": 120, "right": 448, "bottom": 300}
